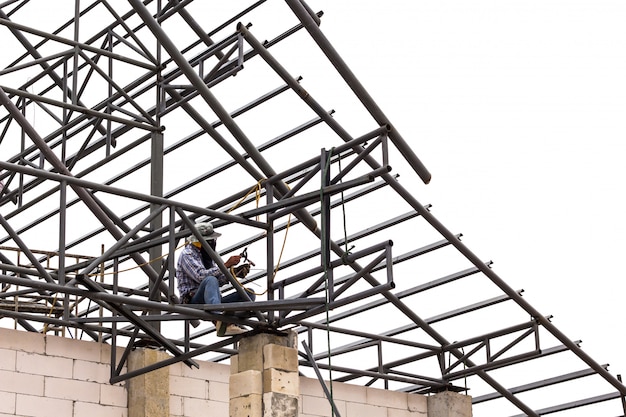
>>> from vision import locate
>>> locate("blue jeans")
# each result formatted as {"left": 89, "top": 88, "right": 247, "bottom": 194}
{"left": 190, "top": 276, "right": 255, "bottom": 313}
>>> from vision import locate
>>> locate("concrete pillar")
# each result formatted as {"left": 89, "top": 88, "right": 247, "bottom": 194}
{"left": 127, "top": 348, "right": 170, "bottom": 417}
{"left": 230, "top": 331, "right": 299, "bottom": 417}
{"left": 427, "top": 391, "right": 472, "bottom": 417}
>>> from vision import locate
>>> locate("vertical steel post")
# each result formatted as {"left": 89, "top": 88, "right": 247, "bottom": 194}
{"left": 320, "top": 149, "right": 332, "bottom": 301}
{"left": 106, "top": 29, "right": 113, "bottom": 156}
{"left": 168, "top": 207, "right": 176, "bottom": 298}
{"left": 73, "top": 0, "right": 80, "bottom": 106}
{"left": 266, "top": 183, "right": 275, "bottom": 323}
{"left": 149, "top": 131, "right": 164, "bottom": 330}
{"left": 59, "top": 180, "right": 68, "bottom": 321}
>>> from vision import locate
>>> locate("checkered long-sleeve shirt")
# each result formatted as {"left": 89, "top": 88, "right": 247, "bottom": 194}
{"left": 176, "top": 244, "right": 228, "bottom": 299}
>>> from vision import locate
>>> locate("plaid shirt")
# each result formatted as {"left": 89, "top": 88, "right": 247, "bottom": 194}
{"left": 176, "top": 244, "right": 227, "bottom": 299}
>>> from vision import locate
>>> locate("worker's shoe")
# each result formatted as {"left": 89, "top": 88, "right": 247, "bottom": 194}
{"left": 215, "top": 321, "right": 248, "bottom": 337}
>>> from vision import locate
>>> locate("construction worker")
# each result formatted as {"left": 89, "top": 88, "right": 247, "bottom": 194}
{"left": 176, "top": 222, "right": 255, "bottom": 336}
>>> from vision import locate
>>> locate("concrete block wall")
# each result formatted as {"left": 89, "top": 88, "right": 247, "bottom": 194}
{"left": 170, "top": 356, "right": 429, "bottom": 417}
{"left": 299, "top": 377, "right": 428, "bottom": 417}
{"left": 0, "top": 327, "right": 469, "bottom": 417}
{"left": 0, "top": 327, "right": 127, "bottom": 417}
{"left": 168, "top": 355, "right": 230, "bottom": 417}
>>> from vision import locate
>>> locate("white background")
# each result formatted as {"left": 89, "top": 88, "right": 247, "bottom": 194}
{"left": 312, "top": 0, "right": 626, "bottom": 384}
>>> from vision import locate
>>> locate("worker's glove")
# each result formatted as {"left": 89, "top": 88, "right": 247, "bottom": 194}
{"left": 233, "top": 263, "right": 250, "bottom": 278}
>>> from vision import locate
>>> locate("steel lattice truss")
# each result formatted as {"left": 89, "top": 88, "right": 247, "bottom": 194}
{"left": 0, "top": 1, "right": 624, "bottom": 416}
